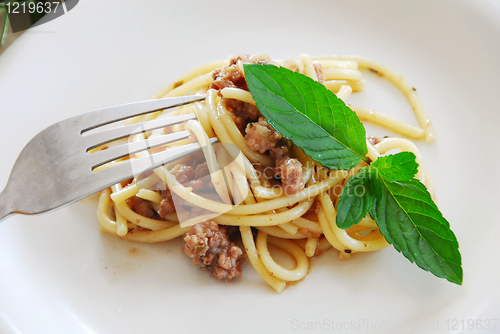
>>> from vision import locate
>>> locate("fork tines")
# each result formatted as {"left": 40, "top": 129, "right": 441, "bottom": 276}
{"left": 79, "top": 93, "right": 216, "bottom": 187}
{"left": 89, "top": 129, "right": 193, "bottom": 170}
{"left": 91, "top": 137, "right": 219, "bottom": 190}
{"left": 80, "top": 95, "right": 205, "bottom": 134}
{"left": 84, "top": 113, "right": 198, "bottom": 152}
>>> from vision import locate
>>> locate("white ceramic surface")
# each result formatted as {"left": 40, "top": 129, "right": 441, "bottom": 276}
{"left": 1, "top": 0, "right": 499, "bottom": 333}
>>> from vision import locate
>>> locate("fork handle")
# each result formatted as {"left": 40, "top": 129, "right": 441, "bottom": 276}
{"left": 0, "top": 188, "right": 14, "bottom": 222}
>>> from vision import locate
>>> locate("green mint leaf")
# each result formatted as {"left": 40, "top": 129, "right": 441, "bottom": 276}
{"left": 371, "top": 151, "right": 419, "bottom": 181}
{"left": 244, "top": 63, "right": 368, "bottom": 170}
{"left": 370, "top": 153, "right": 462, "bottom": 285}
{"left": 336, "top": 167, "right": 375, "bottom": 229}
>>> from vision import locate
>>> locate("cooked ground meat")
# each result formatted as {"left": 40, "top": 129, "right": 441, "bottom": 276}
{"left": 184, "top": 162, "right": 213, "bottom": 191}
{"left": 194, "top": 162, "right": 209, "bottom": 179}
{"left": 157, "top": 162, "right": 216, "bottom": 218}
{"left": 125, "top": 195, "right": 140, "bottom": 209}
{"left": 184, "top": 221, "right": 244, "bottom": 281}
{"left": 244, "top": 115, "right": 304, "bottom": 195}
{"left": 170, "top": 164, "right": 195, "bottom": 184}
{"left": 210, "top": 64, "right": 248, "bottom": 91}
{"left": 157, "top": 164, "right": 195, "bottom": 218}
{"left": 157, "top": 189, "right": 175, "bottom": 218}
{"left": 275, "top": 157, "right": 305, "bottom": 196}
{"left": 134, "top": 200, "right": 155, "bottom": 218}
{"left": 244, "top": 116, "right": 304, "bottom": 195}
{"left": 245, "top": 117, "right": 282, "bottom": 153}
{"left": 224, "top": 98, "right": 261, "bottom": 132}
{"left": 211, "top": 54, "right": 274, "bottom": 132}
{"left": 126, "top": 196, "right": 155, "bottom": 218}
{"left": 269, "top": 143, "right": 289, "bottom": 161}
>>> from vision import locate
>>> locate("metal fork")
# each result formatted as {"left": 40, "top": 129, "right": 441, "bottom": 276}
{"left": 0, "top": 95, "right": 214, "bottom": 222}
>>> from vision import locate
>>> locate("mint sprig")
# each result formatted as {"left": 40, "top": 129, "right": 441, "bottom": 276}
{"left": 337, "top": 152, "right": 462, "bottom": 285}
{"left": 244, "top": 63, "right": 462, "bottom": 285}
{"left": 244, "top": 64, "right": 369, "bottom": 170}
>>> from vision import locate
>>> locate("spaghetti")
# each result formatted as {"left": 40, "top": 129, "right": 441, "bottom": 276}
{"left": 96, "top": 53, "right": 436, "bottom": 292}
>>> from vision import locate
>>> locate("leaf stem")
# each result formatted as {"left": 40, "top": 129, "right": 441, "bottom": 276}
{"left": 0, "top": 7, "right": 8, "bottom": 46}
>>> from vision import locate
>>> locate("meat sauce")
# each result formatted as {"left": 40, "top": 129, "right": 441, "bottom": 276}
{"left": 128, "top": 54, "right": 328, "bottom": 281}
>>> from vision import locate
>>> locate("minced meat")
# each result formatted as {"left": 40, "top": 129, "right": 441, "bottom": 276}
{"left": 244, "top": 117, "right": 305, "bottom": 195}
{"left": 183, "top": 221, "right": 244, "bottom": 281}
{"left": 210, "top": 64, "right": 248, "bottom": 91}
{"left": 275, "top": 157, "right": 305, "bottom": 196}
{"left": 224, "top": 98, "right": 261, "bottom": 132}
{"left": 157, "top": 189, "right": 175, "bottom": 219}
{"left": 170, "top": 164, "right": 195, "bottom": 184}
{"left": 126, "top": 196, "right": 155, "bottom": 218}
{"left": 211, "top": 54, "right": 274, "bottom": 132}
{"left": 244, "top": 117, "right": 282, "bottom": 153}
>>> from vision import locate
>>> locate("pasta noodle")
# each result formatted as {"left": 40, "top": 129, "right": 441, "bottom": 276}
{"left": 95, "top": 53, "right": 437, "bottom": 292}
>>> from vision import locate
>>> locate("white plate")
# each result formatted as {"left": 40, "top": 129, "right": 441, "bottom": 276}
{"left": 1, "top": 0, "right": 500, "bottom": 333}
